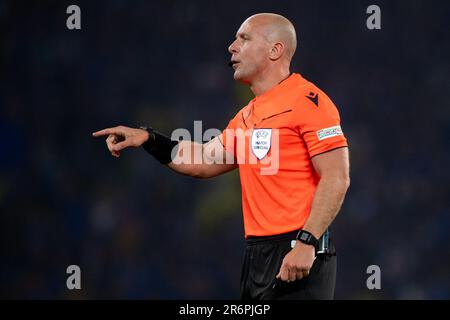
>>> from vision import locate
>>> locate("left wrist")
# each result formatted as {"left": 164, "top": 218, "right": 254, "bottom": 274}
{"left": 296, "top": 229, "right": 319, "bottom": 247}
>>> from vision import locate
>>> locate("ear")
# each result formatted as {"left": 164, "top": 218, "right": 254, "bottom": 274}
{"left": 269, "top": 42, "right": 284, "bottom": 61}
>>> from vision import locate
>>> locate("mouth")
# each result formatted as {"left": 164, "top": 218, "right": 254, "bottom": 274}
{"left": 228, "top": 60, "right": 240, "bottom": 68}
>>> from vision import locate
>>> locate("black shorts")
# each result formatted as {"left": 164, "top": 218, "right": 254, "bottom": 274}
{"left": 240, "top": 230, "right": 337, "bottom": 300}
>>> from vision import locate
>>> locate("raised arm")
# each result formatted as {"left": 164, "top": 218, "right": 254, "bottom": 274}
{"left": 92, "top": 126, "right": 237, "bottom": 179}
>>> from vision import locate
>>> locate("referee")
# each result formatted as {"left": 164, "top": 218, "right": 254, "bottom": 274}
{"left": 93, "top": 13, "right": 350, "bottom": 300}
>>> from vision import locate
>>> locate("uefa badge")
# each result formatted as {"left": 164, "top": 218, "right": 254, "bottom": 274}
{"left": 251, "top": 129, "right": 272, "bottom": 160}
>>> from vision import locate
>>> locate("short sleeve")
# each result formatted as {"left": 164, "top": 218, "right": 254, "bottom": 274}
{"left": 294, "top": 92, "right": 348, "bottom": 158}
{"left": 218, "top": 112, "right": 240, "bottom": 159}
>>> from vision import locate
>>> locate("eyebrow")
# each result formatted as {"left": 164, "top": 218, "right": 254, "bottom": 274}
{"left": 235, "top": 32, "right": 250, "bottom": 39}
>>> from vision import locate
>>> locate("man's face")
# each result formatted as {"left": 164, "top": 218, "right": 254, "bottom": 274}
{"left": 228, "top": 19, "right": 271, "bottom": 84}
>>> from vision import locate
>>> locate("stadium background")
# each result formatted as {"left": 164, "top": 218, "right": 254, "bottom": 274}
{"left": 1, "top": 0, "right": 449, "bottom": 299}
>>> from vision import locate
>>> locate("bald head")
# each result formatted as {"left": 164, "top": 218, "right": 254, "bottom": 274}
{"left": 244, "top": 13, "right": 297, "bottom": 61}
{"left": 228, "top": 13, "right": 297, "bottom": 88}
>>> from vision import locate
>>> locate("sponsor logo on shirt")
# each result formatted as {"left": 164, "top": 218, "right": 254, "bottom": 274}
{"left": 316, "top": 125, "right": 343, "bottom": 141}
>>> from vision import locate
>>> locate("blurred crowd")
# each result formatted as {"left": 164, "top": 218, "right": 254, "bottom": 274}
{"left": 1, "top": 0, "right": 449, "bottom": 299}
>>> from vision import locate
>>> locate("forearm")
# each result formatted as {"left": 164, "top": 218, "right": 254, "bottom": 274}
{"left": 139, "top": 127, "right": 205, "bottom": 176}
{"left": 167, "top": 140, "right": 237, "bottom": 178}
{"left": 302, "top": 175, "right": 350, "bottom": 239}
{"left": 141, "top": 128, "right": 237, "bottom": 178}
{"left": 167, "top": 140, "right": 207, "bottom": 177}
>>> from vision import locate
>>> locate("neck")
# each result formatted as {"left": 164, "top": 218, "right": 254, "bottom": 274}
{"left": 249, "top": 67, "right": 291, "bottom": 97}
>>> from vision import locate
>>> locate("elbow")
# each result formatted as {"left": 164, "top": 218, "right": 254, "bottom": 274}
{"left": 190, "top": 166, "right": 210, "bottom": 179}
{"left": 339, "top": 174, "right": 350, "bottom": 194}
{"left": 192, "top": 173, "right": 209, "bottom": 179}
{"left": 343, "top": 175, "right": 351, "bottom": 191}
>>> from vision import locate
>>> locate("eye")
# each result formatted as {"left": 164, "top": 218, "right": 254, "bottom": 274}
{"left": 238, "top": 34, "right": 250, "bottom": 41}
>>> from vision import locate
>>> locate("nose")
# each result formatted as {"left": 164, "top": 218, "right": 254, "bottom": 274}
{"left": 228, "top": 39, "right": 238, "bottom": 55}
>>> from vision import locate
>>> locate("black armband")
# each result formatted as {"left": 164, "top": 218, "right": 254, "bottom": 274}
{"left": 139, "top": 126, "right": 179, "bottom": 164}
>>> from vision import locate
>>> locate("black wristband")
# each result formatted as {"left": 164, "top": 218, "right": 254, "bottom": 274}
{"left": 140, "top": 126, "right": 179, "bottom": 164}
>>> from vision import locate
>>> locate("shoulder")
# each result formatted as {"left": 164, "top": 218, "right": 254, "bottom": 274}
{"left": 293, "top": 79, "right": 337, "bottom": 111}
{"left": 289, "top": 78, "right": 343, "bottom": 127}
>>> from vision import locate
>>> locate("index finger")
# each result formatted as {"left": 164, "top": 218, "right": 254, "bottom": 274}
{"left": 92, "top": 127, "right": 121, "bottom": 137}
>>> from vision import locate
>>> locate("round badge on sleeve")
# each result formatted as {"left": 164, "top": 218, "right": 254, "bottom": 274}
{"left": 251, "top": 128, "right": 272, "bottom": 160}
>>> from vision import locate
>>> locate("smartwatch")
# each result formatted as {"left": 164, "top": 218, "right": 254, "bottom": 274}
{"left": 296, "top": 230, "right": 318, "bottom": 247}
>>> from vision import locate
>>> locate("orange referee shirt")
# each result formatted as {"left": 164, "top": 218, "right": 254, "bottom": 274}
{"left": 220, "top": 73, "right": 348, "bottom": 238}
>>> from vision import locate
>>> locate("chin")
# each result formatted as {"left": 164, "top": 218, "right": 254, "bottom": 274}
{"left": 233, "top": 71, "right": 250, "bottom": 84}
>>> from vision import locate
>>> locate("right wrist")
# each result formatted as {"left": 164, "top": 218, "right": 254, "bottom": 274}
{"left": 139, "top": 126, "right": 179, "bottom": 164}
{"left": 140, "top": 126, "right": 153, "bottom": 144}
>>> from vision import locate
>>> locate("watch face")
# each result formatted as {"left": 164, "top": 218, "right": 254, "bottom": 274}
{"left": 300, "top": 233, "right": 309, "bottom": 241}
